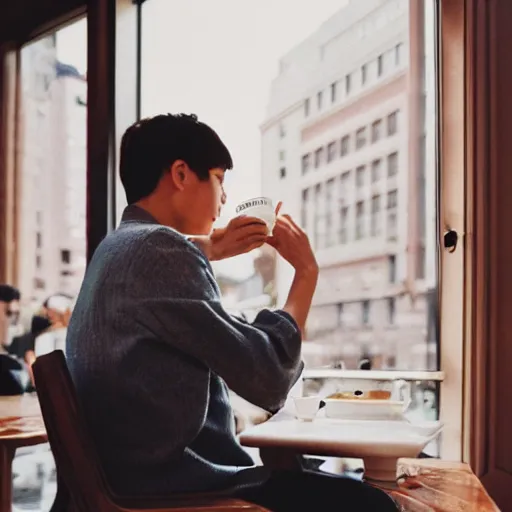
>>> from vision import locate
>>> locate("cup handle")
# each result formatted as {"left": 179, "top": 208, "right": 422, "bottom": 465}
{"left": 394, "top": 379, "right": 412, "bottom": 412}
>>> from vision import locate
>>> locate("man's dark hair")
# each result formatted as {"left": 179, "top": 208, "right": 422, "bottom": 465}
{"left": 120, "top": 113, "right": 233, "bottom": 204}
{"left": 0, "top": 285, "right": 20, "bottom": 303}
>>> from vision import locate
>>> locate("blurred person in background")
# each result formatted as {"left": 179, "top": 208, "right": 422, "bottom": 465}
{"left": 0, "top": 284, "right": 21, "bottom": 350}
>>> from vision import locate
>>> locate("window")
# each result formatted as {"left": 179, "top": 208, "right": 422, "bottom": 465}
{"left": 356, "top": 165, "right": 366, "bottom": 187}
{"left": 355, "top": 127, "right": 366, "bottom": 149}
{"left": 387, "top": 190, "right": 398, "bottom": 209}
{"left": 395, "top": 43, "right": 404, "bottom": 66}
{"left": 339, "top": 206, "right": 349, "bottom": 244}
{"left": 389, "top": 255, "right": 397, "bottom": 283}
{"left": 377, "top": 54, "right": 384, "bottom": 76}
{"left": 345, "top": 73, "right": 351, "bottom": 95}
{"left": 19, "top": 20, "right": 87, "bottom": 307}
{"left": 330, "top": 82, "right": 337, "bottom": 103}
{"left": 387, "top": 297, "right": 396, "bottom": 325}
{"left": 340, "top": 135, "right": 350, "bottom": 157}
{"left": 302, "top": 153, "right": 310, "bottom": 175}
{"left": 61, "top": 249, "right": 71, "bottom": 264}
{"left": 355, "top": 201, "right": 365, "bottom": 240}
{"left": 339, "top": 171, "right": 350, "bottom": 203}
{"left": 317, "top": 90, "right": 323, "bottom": 110}
{"left": 140, "top": 0, "right": 446, "bottom": 457}
{"left": 314, "top": 147, "right": 324, "bottom": 168}
{"left": 387, "top": 152, "right": 399, "bottom": 177}
{"left": 371, "top": 119, "right": 382, "bottom": 143}
{"left": 371, "top": 159, "right": 381, "bottom": 182}
{"left": 279, "top": 123, "right": 286, "bottom": 138}
{"left": 279, "top": 150, "right": 285, "bottom": 161}
{"left": 388, "top": 110, "right": 399, "bottom": 135}
{"left": 325, "top": 179, "right": 335, "bottom": 247}
{"left": 301, "top": 189, "right": 309, "bottom": 230}
{"left": 279, "top": 167, "right": 286, "bottom": 179}
{"left": 371, "top": 195, "right": 380, "bottom": 236}
{"left": 337, "top": 303, "right": 344, "bottom": 327}
{"left": 304, "top": 98, "right": 310, "bottom": 116}
{"left": 362, "top": 300, "right": 371, "bottom": 325}
{"left": 327, "top": 141, "right": 337, "bottom": 163}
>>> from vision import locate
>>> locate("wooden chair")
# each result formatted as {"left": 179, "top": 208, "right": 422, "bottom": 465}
{"left": 32, "top": 351, "right": 269, "bottom": 512}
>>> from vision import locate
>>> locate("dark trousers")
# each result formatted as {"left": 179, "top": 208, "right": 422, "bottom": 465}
{"left": 238, "top": 469, "right": 399, "bottom": 512}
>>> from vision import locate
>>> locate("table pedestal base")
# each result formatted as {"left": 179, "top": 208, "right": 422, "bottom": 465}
{"left": 363, "top": 457, "right": 398, "bottom": 485}
{"left": 0, "top": 445, "right": 14, "bottom": 512}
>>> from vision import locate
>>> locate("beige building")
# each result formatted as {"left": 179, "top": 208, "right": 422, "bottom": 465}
{"left": 17, "top": 36, "right": 87, "bottom": 307}
{"left": 260, "top": 0, "right": 436, "bottom": 370}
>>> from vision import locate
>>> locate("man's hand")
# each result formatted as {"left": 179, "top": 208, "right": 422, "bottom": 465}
{"left": 192, "top": 216, "right": 269, "bottom": 261}
{"left": 267, "top": 214, "right": 318, "bottom": 278}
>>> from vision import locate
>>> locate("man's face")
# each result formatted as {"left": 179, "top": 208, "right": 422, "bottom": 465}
{"left": 180, "top": 168, "right": 227, "bottom": 235}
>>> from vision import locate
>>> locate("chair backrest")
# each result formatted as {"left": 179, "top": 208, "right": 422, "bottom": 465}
{"left": 32, "top": 350, "right": 116, "bottom": 512}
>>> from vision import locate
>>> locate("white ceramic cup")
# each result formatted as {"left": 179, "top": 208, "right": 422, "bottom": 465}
{"left": 235, "top": 197, "right": 275, "bottom": 233}
{"left": 292, "top": 396, "right": 322, "bottom": 421}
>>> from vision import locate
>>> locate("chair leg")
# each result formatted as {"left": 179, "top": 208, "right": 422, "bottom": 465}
{"left": 0, "top": 445, "right": 15, "bottom": 512}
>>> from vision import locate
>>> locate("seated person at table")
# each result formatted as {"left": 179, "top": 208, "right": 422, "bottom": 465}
{"left": 66, "top": 114, "right": 397, "bottom": 512}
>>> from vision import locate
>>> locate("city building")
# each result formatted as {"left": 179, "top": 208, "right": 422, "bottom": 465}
{"left": 260, "top": 0, "right": 437, "bottom": 370}
{"left": 17, "top": 36, "right": 87, "bottom": 307}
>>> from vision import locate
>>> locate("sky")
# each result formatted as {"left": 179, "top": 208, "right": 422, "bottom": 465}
{"left": 56, "top": 0, "right": 349, "bottom": 279}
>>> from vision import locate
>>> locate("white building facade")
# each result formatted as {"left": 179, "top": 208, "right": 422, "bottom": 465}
{"left": 261, "top": 0, "right": 437, "bottom": 370}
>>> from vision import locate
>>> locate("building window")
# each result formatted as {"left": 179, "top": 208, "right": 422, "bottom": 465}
{"left": 345, "top": 73, "right": 351, "bottom": 95}
{"left": 327, "top": 141, "right": 337, "bottom": 163}
{"left": 279, "top": 167, "right": 286, "bottom": 179}
{"left": 387, "top": 190, "right": 398, "bottom": 209}
{"left": 362, "top": 300, "right": 370, "bottom": 325}
{"left": 371, "top": 119, "right": 382, "bottom": 143}
{"left": 355, "top": 201, "right": 365, "bottom": 240}
{"left": 371, "top": 195, "right": 380, "bottom": 236}
{"left": 387, "top": 152, "right": 399, "bottom": 177}
{"left": 302, "top": 154, "right": 310, "bottom": 175}
{"left": 417, "top": 244, "right": 426, "bottom": 279}
{"left": 395, "top": 43, "right": 404, "bottom": 66}
{"left": 34, "top": 277, "right": 46, "bottom": 290}
{"left": 355, "top": 127, "right": 366, "bottom": 149}
{"left": 61, "top": 249, "right": 71, "bottom": 264}
{"left": 377, "top": 54, "right": 384, "bottom": 76}
{"left": 279, "top": 123, "right": 286, "bottom": 138}
{"left": 361, "top": 63, "right": 367, "bottom": 85}
{"left": 340, "top": 135, "right": 350, "bottom": 157}
{"left": 389, "top": 255, "right": 397, "bottom": 283}
{"left": 36, "top": 211, "right": 42, "bottom": 226}
{"left": 317, "top": 90, "right": 323, "bottom": 110}
{"left": 301, "top": 188, "right": 309, "bottom": 230}
{"left": 36, "top": 255, "right": 42, "bottom": 269}
{"left": 304, "top": 98, "right": 310, "bottom": 117}
{"left": 356, "top": 165, "right": 366, "bottom": 187}
{"left": 36, "top": 232, "right": 42, "bottom": 249}
{"left": 337, "top": 303, "right": 344, "bottom": 327}
{"left": 314, "top": 183, "right": 325, "bottom": 249}
{"left": 371, "top": 159, "right": 381, "bottom": 182}
{"left": 326, "top": 178, "right": 335, "bottom": 247}
{"left": 314, "top": 147, "right": 324, "bottom": 168}
{"left": 279, "top": 150, "right": 285, "bottom": 161}
{"left": 387, "top": 212, "right": 398, "bottom": 241}
{"left": 388, "top": 110, "right": 399, "bottom": 135}
{"left": 339, "top": 206, "right": 349, "bottom": 244}
{"left": 387, "top": 297, "right": 396, "bottom": 325}
{"left": 330, "top": 82, "right": 337, "bottom": 103}
{"left": 339, "top": 171, "right": 350, "bottom": 203}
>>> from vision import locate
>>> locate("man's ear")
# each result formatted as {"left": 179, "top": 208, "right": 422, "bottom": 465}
{"left": 169, "top": 160, "right": 190, "bottom": 191}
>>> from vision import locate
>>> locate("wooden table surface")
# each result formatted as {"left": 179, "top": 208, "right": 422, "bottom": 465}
{"left": 0, "top": 394, "right": 47, "bottom": 512}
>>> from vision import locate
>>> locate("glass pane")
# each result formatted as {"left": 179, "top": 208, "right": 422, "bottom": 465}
{"left": 141, "top": 0, "right": 438, "bottom": 372}
{"left": 11, "top": 19, "right": 87, "bottom": 510}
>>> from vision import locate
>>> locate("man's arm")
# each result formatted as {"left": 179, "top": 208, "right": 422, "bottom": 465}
{"left": 131, "top": 228, "right": 303, "bottom": 413}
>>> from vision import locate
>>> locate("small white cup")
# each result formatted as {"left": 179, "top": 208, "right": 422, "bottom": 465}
{"left": 235, "top": 197, "right": 275, "bottom": 233}
{"left": 292, "top": 396, "right": 322, "bottom": 422}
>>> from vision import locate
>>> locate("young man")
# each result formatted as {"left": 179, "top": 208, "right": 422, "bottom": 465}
{"left": 66, "top": 114, "right": 397, "bottom": 511}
